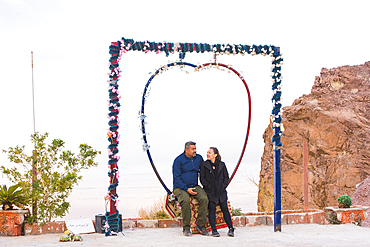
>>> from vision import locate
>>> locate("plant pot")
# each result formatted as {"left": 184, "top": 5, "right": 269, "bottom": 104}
{"left": 0, "top": 209, "right": 28, "bottom": 236}
{"left": 325, "top": 206, "right": 370, "bottom": 224}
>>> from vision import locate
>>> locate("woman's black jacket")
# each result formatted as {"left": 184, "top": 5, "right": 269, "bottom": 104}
{"left": 199, "top": 160, "right": 229, "bottom": 203}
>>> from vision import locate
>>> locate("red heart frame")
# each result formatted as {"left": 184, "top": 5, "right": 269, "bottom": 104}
{"left": 140, "top": 62, "right": 251, "bottom": 194}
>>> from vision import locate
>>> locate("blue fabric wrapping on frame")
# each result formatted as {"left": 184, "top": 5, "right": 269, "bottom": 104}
{"left": 105, "top": 211, "right": 120, "bottom": 236}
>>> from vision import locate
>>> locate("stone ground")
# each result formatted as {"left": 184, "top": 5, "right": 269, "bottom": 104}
{"left": 1, "top": 224, "right": 370, "bottom": 247}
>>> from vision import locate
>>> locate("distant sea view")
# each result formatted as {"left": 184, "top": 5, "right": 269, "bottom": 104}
{"left": 59, "top": 162, "right": 260, "bottom": 220}
{"left": 0, "top": 154, "right": 260, "bottom": 221}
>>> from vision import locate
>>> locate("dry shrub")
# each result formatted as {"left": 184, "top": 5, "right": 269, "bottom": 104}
{"left": 244, "top": 172, "right": 274, "bottom": 213}
{"left": 138, "top": 196, "right": 170, "bottom": 220}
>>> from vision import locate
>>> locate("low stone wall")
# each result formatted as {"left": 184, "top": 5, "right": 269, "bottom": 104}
{"left": 21, "top": 209, "right": 327, "bottom": 235}
{"left": 238, "top": 209, "right": 327, "bottom": 226}
{"left": 280, "top": 209, "right": 326, "bottom": 225}
{"left": 122, "top": 218, "right": 182, "bottom": 229}
{"left": 24, "top": 221, "right": 67, "bottom": 235}
{"left": 121, "top": 209, "right": 327, "bottom": 229}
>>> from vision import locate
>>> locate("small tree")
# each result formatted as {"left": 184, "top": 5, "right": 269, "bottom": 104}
{"left": 1, "top": 132, "right": 101, "bottom": 223}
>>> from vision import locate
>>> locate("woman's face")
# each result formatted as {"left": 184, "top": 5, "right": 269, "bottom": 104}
{"left": 207, "top": 148, "right": 217, "bottom": 161}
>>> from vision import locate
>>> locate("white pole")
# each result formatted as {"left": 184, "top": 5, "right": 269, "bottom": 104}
{"left": 31, "top": 51, "right": 36, "bottom": 133}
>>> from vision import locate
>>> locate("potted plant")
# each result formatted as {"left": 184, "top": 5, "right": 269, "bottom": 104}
{"left": 325, "top": 195, "right": 369, "bottom": 225}
{"left": 337, "top": 195, "right": 352, "bottom": 208}
{"left": 0, "top": 184, "right": 29, "bottom": 236}
{"left": 2, "top": 132, "right": 100, "bottom": 235}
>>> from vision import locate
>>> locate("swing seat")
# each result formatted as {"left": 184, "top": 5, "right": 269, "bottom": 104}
{"left": 190, "top": 197, "right": 233, "bottom": 234}
{"left": 165, "top": 194, "right": 233, "bottom": 234}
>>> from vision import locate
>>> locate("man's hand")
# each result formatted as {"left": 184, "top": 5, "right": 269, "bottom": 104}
{"left": 187, "top": 187, "right": 197, "bottom": 195}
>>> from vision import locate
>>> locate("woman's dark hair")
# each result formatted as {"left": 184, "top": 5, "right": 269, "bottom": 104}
{"left": 210, "top": 147, "right": 221, "bottom": 161}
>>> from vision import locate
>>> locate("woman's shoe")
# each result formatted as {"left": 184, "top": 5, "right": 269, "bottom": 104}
{"left": 228, "top": 228, "right": 235, "bottom": 237}
{"left": 183, "top": 228, "right": 192, "bottom": 237}
{"left": 211, "top": 230, "right": 220, "bottom": 237}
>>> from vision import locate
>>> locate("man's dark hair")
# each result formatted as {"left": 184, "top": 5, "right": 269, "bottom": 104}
{"left": 184, "top": 141, "right": 196, "bottom": 150}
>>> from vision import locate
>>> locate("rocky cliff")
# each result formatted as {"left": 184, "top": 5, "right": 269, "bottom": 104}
{"left": 352, "top": 176, "right": 370, "bottom": 227}
{"left": 258, "top": 61, "right": 370, "bottom": 212}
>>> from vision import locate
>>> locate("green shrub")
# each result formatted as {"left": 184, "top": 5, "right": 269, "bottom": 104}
{"left": 337, "top": 195, "right": 352, "bottom": 207}
{"left": 155, "top": 210, "right": 170, "bottom": 219}
{"left": 1, "top": 132, "right": 101, "bottom": 223}
{"left": 231, "top": 207, "right": 242, "bottom": 216}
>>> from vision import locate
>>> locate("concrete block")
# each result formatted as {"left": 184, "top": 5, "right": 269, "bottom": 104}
{"left": 266, "top": 215, "right": 273, "bottom": 226}
{"left": 136, "top": 220, "right": 158, "bottom": 228}
{"left": 232, "top": 216, "right": 246, "bottom": 227}
{"left": 158, "top": 219, "right": 181, "bottom": 228}
{"left": 24, "top": 224, "right": 42, "bottom": 236}
{"left": 246, "top": 215, "right": 267, "bottom": 226}
{"left": 41, "top": 221, "right": 66, "bottom": 234}
{"left": 286, "top": 213, "right": 308, "bottom": 224}
{"left": 24, "top": 221, "right": 66, "bottom": 235}
{"left": 122, "top": 220, "right": 137, "bottom": 228}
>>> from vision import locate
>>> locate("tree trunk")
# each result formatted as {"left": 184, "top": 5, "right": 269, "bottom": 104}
{"left": 32, "top": 150, "right": 37, "bottom": 220}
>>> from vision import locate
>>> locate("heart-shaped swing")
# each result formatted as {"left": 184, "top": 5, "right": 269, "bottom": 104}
{"left": 139, "top": 61, "right": 251, "bottom": 196}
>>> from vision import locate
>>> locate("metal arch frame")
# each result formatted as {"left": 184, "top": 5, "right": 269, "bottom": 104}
{"left": 107, "top": 38, "right": 283, "bottom": 233}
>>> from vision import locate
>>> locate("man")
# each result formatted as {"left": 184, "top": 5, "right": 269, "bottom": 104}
{"left": 172, "top": 141, "right": 209, "bottom": 236}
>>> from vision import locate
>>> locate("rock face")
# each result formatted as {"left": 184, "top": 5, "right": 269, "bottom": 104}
{"left": 258, "top": 61, "right": 370, "bottom": 212}
{"left": 352, "top": 177, "right": 370, "bottom": 227}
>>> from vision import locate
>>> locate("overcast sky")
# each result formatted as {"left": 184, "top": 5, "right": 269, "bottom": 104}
{"left": 1, "top": 0, "right": 369, "bottom": 217}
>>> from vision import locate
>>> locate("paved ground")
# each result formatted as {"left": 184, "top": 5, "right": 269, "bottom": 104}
{"left": 1, "top": 224, "right": 370, "bottom": 247}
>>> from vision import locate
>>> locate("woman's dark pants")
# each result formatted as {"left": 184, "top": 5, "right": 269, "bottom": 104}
{"left": 208, "top": 200, "right": 233, "bottom": 231}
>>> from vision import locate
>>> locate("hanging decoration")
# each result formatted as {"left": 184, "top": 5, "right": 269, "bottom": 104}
{"left": 270, "top": 54, "right": 284, "bottom": 149}
{"left": 105, "top": 41, "right": 122, "bottom": 236}
{"left": 106, "top": 37, "right": 284, "bottom": 235}
{"left": 119, "top": 38, "right": 279, "bottom": 57}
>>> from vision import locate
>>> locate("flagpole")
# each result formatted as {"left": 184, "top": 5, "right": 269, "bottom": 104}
{"left": 31, "top": 51, "right": 37, "bottom": 219}
{"left": 31, "top": 51, "right": 36, "bottom": 133}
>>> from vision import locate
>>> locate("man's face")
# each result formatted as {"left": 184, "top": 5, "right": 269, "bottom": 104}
{"left": 185, "top": 145, "right": 197, "bottom": 158}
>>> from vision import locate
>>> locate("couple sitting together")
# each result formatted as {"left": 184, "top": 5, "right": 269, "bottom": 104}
{"left": 172, "top": 141, "right": 235, "bottom": 237}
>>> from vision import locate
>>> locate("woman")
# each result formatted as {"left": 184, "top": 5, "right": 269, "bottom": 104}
{"left": 200, "top": 147, "right": 235, "bottom": 237}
